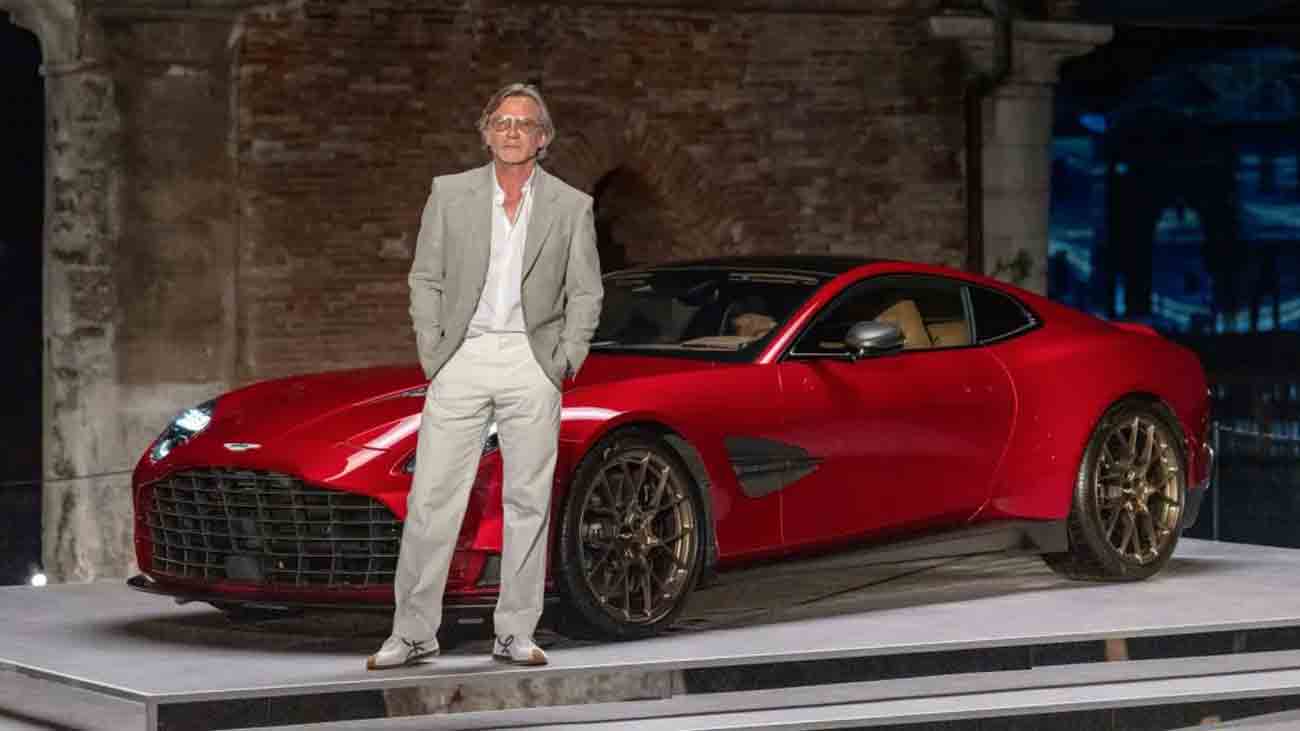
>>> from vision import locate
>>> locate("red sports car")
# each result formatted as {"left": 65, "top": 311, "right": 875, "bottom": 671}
{"left": 129, "top": 257, "right": 1213, "bottom": 639}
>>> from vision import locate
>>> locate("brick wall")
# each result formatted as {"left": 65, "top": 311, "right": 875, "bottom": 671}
{"left": 236, "top": 0, "right": 969, "bottom": 380}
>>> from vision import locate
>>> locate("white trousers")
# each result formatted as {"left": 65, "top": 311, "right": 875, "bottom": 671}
{"left": 392, "top": 332, "right": 561, "bottom": 641}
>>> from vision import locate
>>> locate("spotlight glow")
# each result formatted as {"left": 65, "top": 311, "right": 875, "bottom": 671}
{"left": 29, "top": 572, "right": 47, "bottom": 587}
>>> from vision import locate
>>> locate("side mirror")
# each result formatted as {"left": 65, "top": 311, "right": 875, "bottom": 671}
{"left": 844, "top": 321, "right": 904, "bottom": 361}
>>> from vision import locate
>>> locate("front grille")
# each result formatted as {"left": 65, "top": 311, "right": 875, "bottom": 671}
{"left": 145, "top": 469, "right": 400, "bottom": 588}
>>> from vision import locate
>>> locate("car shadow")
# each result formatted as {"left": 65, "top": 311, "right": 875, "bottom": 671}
{"left": 672, "top": 550, "right": 1227, "bottom": 635}
{"left": 99, "top": 551, "right": 1230, "bottom": 655}
{"left": 100, "top": 609, "right": 395, "bottom": 656}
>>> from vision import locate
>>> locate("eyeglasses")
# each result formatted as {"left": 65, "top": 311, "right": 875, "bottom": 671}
{"left": 488, "top": 115, "right": 543, "bottom": 135}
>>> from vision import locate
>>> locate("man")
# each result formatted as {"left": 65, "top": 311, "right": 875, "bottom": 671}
{"left": 367, "top": 83, "right": 602, "bottom": 670}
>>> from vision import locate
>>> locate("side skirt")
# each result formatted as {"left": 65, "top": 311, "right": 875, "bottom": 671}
{"left": 746, "top": 520, "right": 1069, "bottom": 574}
{"left": 839, "top": 520, "right": 1069, "bottom": 567}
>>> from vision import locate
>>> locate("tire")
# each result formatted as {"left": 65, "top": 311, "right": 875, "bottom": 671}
{"left": 1045, "top": 399, "right": 1188, "bottom": 581}
{"left": 555, "top": 429, "right": 706, "bottom": 640}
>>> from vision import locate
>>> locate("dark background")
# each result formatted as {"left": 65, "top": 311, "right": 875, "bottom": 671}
{"left": 2, "top": 14, "right": 44, "bottom": 585}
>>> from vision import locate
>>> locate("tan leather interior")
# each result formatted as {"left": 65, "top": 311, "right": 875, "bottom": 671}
{"left": 874, "top": 299, "right": 932, "bottom": 350}
{"left": 731, "top": 312, "right": 777, "bottom": 339}
{"left": 927, "top": 320, "right": 971, "bottom": 347}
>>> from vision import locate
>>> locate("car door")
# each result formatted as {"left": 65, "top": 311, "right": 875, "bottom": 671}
{"left": 773, "top": 274, "right": 1016, "bottom": 549}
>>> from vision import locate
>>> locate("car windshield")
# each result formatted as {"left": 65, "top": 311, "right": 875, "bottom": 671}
{"left": 592, "top": 268, "right": 827, "bottom": 358}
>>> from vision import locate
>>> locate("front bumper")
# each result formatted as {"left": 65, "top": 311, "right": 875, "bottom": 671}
{"left": 127, "top": 573, "right": 559, "bottom": 616}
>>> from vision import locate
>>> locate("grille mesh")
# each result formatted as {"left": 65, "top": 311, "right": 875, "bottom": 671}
{"left": 145, "top": 469, "right": 400, "bottom": 588}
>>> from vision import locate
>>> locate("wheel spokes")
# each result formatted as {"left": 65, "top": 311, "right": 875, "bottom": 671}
{"left": 1093, "top": 412, "right": 1185, "bottom": 565}
{"left": 1117, "top": 511, "right": 1136, "bottom": 555}
{"left": 1103, "top": 503, "right": 1123, "bottom": 537}
{"left": 640, "top": 564, "right": 654, "bottom": 612}
{"left": 1138, "top": 510, "right": 1158, "bottom": 559}
{"left": 594, "top": 472, "right": 620, "bottom": 511}
{"left": 648, "top": 468, "right": 671, "bottom": 512}
{"left": 577, "top": 448, "right": 700, "bottom": 626}
{"left": 1136, "top": 424, "right": 1157, "bottom": 473}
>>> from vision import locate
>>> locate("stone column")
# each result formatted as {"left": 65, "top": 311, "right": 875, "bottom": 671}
{"left": 41, "top": 60, "right": 137, "bottom": 582}
{"left": 2, "top": 0, "right": 134, "bottom": 582}
{"left": 928, "top": 16, "right": 1111, "bottom": 294}
{"left": 4, "top": 0, "right": 249, "bottom": 582}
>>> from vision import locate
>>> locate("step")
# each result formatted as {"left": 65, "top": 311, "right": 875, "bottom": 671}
{"left": 236, "top": 649, "right": 1300, "bottom": 730}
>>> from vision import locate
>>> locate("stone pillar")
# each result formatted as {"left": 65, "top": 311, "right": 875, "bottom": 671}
{"left": 4, "top": 0, "right": 248, "bottom": 582}
{"left": 928, "top": 16, "right": 1111, "bottom": 294}
{"left": 2, "top": 0, "right": 130, "bottom": 582}
{"left": 41, "top": 60, "right": 136, "bottom": 582}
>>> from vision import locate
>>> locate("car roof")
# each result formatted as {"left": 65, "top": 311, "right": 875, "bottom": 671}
{"left": 609, "top": 255, "right": 885, "bottom": 278}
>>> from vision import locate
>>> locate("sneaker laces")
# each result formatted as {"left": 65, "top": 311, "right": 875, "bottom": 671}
{"left": 402, "top": 638, "right": 432, "bottom": 658}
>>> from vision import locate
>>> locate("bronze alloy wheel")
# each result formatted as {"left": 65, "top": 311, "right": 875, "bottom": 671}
{"left": 557, "top": 430, "right": 704, "bottom": 639}
{"left": 580, "top": 448, "right": 699, "bottom": 624}
{"left": 1045, "top": 400, "right": 1188, "bottom": 582}
{"left": 1093, "top": 414, "right": 1184, "bottom": 565}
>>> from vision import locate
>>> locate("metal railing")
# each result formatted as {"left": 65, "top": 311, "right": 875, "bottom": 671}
{"left": 1197, "top": 423, "right": 1300, "bottom": 547}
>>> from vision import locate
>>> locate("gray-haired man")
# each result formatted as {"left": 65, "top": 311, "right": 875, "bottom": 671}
{"left": 368, "top": 83, "right": 603, "bottom": 670}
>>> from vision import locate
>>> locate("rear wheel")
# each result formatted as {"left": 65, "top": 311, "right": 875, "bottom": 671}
{"left": 556, "top": 430, "right": 705, "bottom": 640}
{"left": 1044, "top": 400, "right": 1187, "bottom": 581}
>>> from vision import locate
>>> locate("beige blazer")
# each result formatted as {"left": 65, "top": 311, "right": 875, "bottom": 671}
{"left": 408, "top": 163, "right": 603, "bottom": 388}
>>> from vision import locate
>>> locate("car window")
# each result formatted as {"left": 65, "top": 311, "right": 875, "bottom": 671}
{"left": 967, "top": 285, "right": 1036, "bottom": 343}
{"left": 790, "top": 275, "right": 970, "bottom": 357}
{"left": 593, "top": 268, "right": 826, "bottom": 360}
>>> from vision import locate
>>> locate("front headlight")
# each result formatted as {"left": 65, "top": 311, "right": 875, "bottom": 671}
{"left": 150, "top": 399, "right": 217, "bottom": 462}
{"left": 402, "top": 422, "right": 499, "bottom": 475}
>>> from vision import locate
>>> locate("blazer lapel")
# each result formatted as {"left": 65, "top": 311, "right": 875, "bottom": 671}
{"left": 522, "top": 167, "right": 558, "bottom": 282}
{"left": 465, "top": 163, "right": 494, "bottom": 293}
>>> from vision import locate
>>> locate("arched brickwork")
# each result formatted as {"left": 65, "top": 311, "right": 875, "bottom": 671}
{"left": 548, "top": 112, "right": 748, "bottom": 269}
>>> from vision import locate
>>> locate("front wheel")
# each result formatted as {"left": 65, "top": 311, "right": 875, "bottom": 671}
{"left": 1044, "top": 400, "right": 1187, "bottom": 581}
{"left": 555, "top": 430, "right": 705, "bottom": 640}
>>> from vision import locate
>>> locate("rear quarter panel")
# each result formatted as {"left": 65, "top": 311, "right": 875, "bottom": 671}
{"left": 978, "top": 296, "right": 1210, "bottom": 521}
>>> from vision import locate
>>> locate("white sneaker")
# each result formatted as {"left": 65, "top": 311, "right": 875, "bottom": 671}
{"left": 365, "top": 635, "right": 438, "bottom": 670}
{"left": 492, "top": 634, "right": 548, "bottom": 666}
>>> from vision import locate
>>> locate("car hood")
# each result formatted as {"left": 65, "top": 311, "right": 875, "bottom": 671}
{"left": 201, "top": 365, "right": 429, "bottom": 449}
{"left": 198, "top": 354, "right": 720, "bottom": 450}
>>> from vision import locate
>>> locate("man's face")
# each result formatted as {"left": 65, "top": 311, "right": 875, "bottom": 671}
{"left": 483, "top": 96, "right": 547, "bottom": 167}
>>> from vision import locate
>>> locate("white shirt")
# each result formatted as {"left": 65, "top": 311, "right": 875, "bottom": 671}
{"left": 469, "top": 167, "right": 535, "bottom": 335}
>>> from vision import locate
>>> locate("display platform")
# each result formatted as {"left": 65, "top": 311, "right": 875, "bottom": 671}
{"left": 5, "top": 539, "right": 1300, "bottom": 730}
